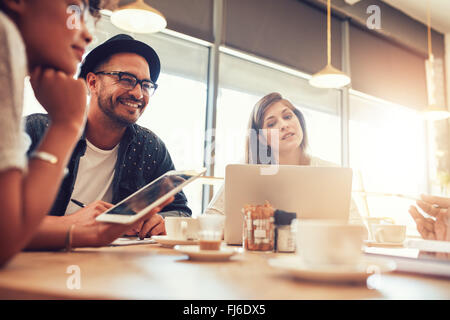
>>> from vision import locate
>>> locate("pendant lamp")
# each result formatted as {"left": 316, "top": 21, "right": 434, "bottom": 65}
{"left": 111, "top": 0, "right": 167, "bottom": 34}
{"left": 309, "top": 0, "right": 351, "bottom": 89}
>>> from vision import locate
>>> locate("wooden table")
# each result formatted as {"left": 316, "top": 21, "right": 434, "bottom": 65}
{"left": 0, "top": 243, "right": 449, "bottom": 300}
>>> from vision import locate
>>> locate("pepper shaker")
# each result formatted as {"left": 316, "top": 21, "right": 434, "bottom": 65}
{"left": 274, "top": 210, "right": 297, "bottom": 253}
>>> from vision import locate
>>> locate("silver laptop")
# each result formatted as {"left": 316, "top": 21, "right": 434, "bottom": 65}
{"left": 224, "top": 164, "right": 353, "bottom": 245}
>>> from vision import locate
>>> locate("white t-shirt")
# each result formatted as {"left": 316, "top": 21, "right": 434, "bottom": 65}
{"left": 0, "top": 12, "right": 28, "bottom": 172}
{"left": 65, "top": 139, "right": 119, "bottom": 215}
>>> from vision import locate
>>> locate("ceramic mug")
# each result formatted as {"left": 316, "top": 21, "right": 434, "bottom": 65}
{"left": 165, "top": 217, "right": 199, "bottom": 240}
{"left": 372, "top": 224, "right": 406, "bottom": 243}
{"left": 297, "top": 220, "right": 366, "bottom": 268}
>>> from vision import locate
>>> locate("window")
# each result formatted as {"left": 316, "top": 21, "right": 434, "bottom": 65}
{"left": 349, "top": 93, "right": 428, "bottom": 236}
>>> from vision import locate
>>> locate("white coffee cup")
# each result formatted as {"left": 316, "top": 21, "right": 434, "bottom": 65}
{"left": 297, "top": 220, "right": 365, "bottom": 268}
{"left": 372, "top": 224, "right": 406, "bottom": 243}
{"left": 165, "top": 217, "right": 199, "bottom": 240}
{"left": 364, "top": 217, "right": 395, "bottom": 240}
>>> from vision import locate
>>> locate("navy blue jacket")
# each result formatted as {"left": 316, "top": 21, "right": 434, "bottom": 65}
{"left": 25, "top": 113, "right": 192, "bottom": 217}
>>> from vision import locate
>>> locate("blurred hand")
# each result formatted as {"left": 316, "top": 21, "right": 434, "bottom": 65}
{"left": 29, "top": 67, "right": 87, "bottom": 130}
{"left": 124, "top": 213, "right": 166, "bottom": 239}
{"left": 409, "top": 194, "right": 450, "bottom": 241}
{"left": 66, "top": 200, "right": 113, "bottom": 227}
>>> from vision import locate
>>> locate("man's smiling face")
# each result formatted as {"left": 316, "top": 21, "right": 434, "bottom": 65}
{"left": 93, "top": 52, "right": 151, "bottom": 126}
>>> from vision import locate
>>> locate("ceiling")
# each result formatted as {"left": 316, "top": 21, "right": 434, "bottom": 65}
{"left": 380, "top": 0, "right": 450, "bottom": 34}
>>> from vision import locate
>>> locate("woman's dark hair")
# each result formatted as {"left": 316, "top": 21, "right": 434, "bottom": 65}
{"left": 245, "top": 92, "right": 309, "bottom": 164}
{"left": 88, "top": 0, "right": 101, "bottom": 17}
{"left": 89, "top": 0, "right": 108, "bottom": 19}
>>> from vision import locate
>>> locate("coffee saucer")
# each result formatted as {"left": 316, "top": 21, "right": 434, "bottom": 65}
{"left": 268, "top": 256, "right": 396, "bottom": 283}
{"left": 151, "top": 235, "right": 198, "bottom": 248}
{"left": 364, "top": 240, "right": 405, "bottom": 248}
{"left": 174, "top": 245, "right": 239, "bottom": 261}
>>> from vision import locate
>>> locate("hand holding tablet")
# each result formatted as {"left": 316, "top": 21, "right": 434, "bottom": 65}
{"left": 96, "top": 169, "right": 206, "bottom": 224}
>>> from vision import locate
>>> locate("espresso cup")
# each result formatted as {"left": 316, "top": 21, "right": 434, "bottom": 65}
{"left": 198, "top": 214, "right": 225, "bottom": 250}
{"left": 297, "top": 220, "right": 366, "bottom": 268}
{"left": 372, "top": 224, "right": 406, "bottom": 243}
{"left": 165, "top": 217, "right": 199, "bottom": 240}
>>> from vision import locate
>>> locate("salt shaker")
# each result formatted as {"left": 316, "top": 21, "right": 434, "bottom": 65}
{"left": 274, "top": 210, "right": 297, "bottom": 253}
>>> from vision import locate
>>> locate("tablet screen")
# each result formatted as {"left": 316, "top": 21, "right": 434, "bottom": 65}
{"left": 105, "top": 173, "right": 194, "bottom": 216}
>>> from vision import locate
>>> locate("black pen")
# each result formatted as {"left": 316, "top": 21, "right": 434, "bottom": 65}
{"left": 70, "top": 199, "right": 86, "bottom": 208}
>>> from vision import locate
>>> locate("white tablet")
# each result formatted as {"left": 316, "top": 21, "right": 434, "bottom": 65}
{"left": 96, "top": 168, "right": 206, "bottom": 224}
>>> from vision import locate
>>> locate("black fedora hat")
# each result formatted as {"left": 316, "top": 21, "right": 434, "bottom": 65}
{"left": 78, "top": 34, "right": 160, "bottom": 83}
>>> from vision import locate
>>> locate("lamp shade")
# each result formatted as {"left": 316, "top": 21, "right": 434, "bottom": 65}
{"left": 309, "top": 0, "right": 351, "bottom": 89}
{"left": 309, "top": 64, "right": 351, "bottom": 89}
{"left": 111, "top": 0, "right": 167, "bottom": 34}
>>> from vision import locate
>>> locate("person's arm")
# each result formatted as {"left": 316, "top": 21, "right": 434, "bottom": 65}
{"left": 25, "top": 216, "right": 104, "bottom": 251}
{"left": 25, "top": 198, "right": 174, "bottom": 250}
{"left": 25, "top": 217, "right": 78, "bottom": 251}
{"left": 0, "top": 68, "right": 87, "bottom": 266}
{"left": 24, "top": 201, "right": 112, "bottom": 250}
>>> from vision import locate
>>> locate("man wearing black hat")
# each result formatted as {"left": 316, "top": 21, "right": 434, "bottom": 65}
{"left": 24, "top": 34, "right": 191, "bottom": 245}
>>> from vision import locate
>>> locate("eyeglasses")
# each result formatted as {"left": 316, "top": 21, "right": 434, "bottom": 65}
{"left": 94, "top": 71, "right": 158, "bottom": 96}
